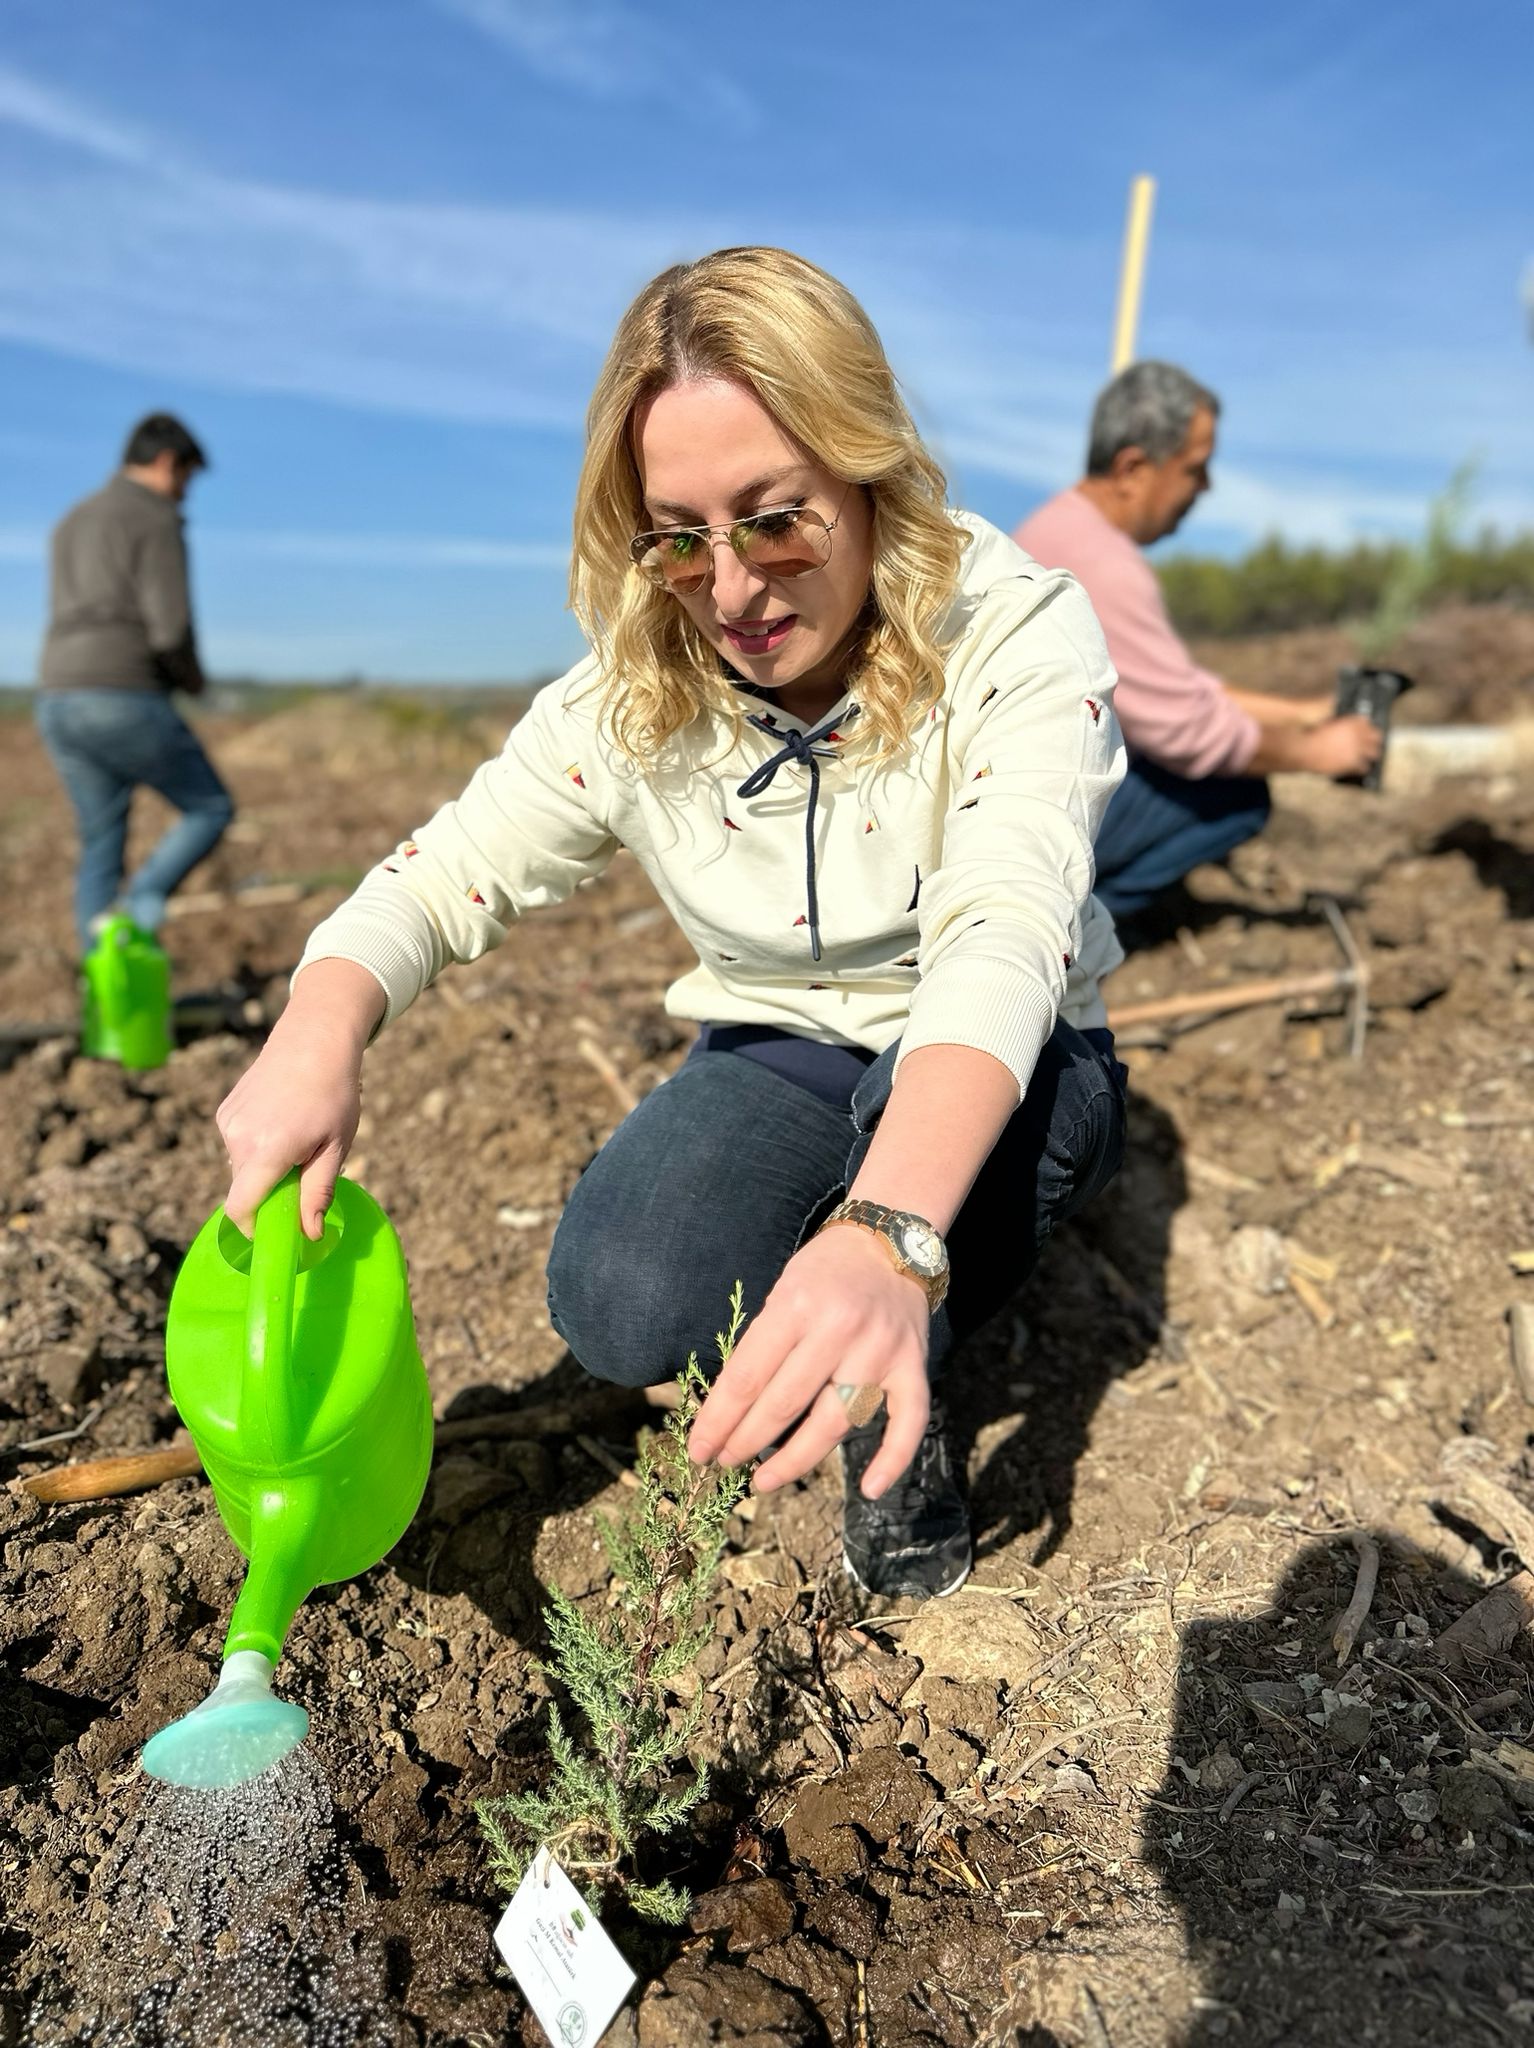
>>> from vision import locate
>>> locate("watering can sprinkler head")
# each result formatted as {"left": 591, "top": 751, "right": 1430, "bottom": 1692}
{"left": 141, "top": 1651, "right": 309, "bottom": 1790}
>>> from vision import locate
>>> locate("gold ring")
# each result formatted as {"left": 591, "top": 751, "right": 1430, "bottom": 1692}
{"left": 835, "top": 1383, "right": 884, "bottom": 1429}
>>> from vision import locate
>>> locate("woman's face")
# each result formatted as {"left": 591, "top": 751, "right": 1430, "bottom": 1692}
{"left": 633, "top": 377, "right": 875, "bottom": 698}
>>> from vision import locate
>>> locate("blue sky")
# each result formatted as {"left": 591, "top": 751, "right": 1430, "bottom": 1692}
{"left": 0, "top": 0, "right": 1529, "bottom": 681}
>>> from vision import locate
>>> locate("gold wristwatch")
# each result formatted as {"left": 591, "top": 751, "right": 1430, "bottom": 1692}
{"left": 819, "top": 1198, "right": 950, "bottom": 1312}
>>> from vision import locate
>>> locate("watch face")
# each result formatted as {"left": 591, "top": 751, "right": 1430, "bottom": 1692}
{"left": 898, "top": 1219, "right": 946, "bottom": 1276}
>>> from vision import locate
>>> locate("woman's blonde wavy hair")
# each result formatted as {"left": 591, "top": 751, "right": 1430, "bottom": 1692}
{"left": 570, "top": 246, "right": 968, "bottom": 764}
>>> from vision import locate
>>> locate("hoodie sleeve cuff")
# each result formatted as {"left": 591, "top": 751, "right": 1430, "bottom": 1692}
{"left": 893, "top": 956, "right": 1059, "bottom": 1099}
{"left": 293, "top": 910, "right": 437, "bottom": 1029}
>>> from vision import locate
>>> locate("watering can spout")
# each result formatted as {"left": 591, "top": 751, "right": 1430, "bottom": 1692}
{"left": 141, "top": 1652, "right": 309, "bottom": 1789}
{"left": 224, "top": 1482, "right": 323, "bottom": 1666}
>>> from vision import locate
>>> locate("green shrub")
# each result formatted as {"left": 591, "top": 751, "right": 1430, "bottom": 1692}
{"left": 1160, "top": 483, "right": 1531, "bottom": 639}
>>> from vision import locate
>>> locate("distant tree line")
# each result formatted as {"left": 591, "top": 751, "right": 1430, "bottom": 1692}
{"left": 1158, "top": 530, "right": 1534, "bottom": 637}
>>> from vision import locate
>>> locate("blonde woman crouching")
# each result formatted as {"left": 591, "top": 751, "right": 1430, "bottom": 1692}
{"left": 217, "top": 247, "right": 1128, "bottom": 1601}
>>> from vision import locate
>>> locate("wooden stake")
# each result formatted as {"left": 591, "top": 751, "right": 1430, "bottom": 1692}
{"left": 19, "top": 1443, "right": 201, "bottom": 1503}
{"left": 15, "top": 1391, "right": 654, "bottom": 1506}
{"left": 1107, "top": 964, "right": 1355, "bottom": 1031}
{"left": 1111, "top": 175, "right": 1157, "bottom": 373}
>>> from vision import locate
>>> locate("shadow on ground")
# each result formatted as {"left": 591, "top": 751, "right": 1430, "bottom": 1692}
{"left": 1148, "top": 1532, "right": 1534, "bottom": 2046}
{"left": 954, "top": 1084, "right": 1185, "bottom": 1571}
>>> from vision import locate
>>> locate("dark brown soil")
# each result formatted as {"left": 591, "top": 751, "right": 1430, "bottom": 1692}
{"left": 4, "top": 610, "right": 1534, "bottom": 2045}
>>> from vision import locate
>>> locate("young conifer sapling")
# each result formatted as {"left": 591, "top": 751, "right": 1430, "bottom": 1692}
{"left": 478, "top": 1286, "right": 748, "bottom": 1924}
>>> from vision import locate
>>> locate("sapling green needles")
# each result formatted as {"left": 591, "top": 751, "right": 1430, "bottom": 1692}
{"left": 1352, "top": 456, "right": 1478, "bottom": 666}
{"left": 478, "top": 1286, "right": 749, "bottom": 1924}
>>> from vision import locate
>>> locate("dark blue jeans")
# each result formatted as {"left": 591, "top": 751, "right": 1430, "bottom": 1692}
{"left": 1093, "top": 756, "right": 1271, "bottom": 922}
{"left": 35, "top": 689, "right": 235, "bottom": 944}
{"left": 547, "top": 1020, "right": 1127, "bottom": 1390}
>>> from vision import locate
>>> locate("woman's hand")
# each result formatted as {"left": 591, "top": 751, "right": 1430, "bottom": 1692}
{"left": 687, "top": 1227, "right": 931, "bottom": 1498}
{"left": 215, "top": 960, "right": 384, "bottom": 1238}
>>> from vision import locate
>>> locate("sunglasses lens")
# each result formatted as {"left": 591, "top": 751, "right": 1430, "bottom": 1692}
{"left": 737, "top": 509, "right": 832, "bottom": 579}
{"left": 635, "top": 536, "right": 710, "bottom": 593}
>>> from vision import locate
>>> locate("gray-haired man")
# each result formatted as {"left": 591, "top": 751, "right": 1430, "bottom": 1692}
{"left": 1017, "top": 363, "right": 1379, "bottom": 929}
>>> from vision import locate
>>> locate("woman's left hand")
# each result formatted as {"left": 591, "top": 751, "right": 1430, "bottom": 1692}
{"left": 687, "top": 1228, "right": 931, "bottom": 1498}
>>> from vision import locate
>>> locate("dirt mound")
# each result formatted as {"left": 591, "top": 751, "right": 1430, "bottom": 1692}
{"left": 1192, "top": 599, "right": 1534, "bottom": 726}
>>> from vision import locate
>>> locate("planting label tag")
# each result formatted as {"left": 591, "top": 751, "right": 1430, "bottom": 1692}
{"left": 494, "top": 1847, "right": 636, "bottom": 2046}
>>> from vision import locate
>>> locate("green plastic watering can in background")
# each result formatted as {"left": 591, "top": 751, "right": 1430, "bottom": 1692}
{"left": 80, "top": 913, "right": 172, "bottom": 1069}
{"left": 142, "top": 1173, "right": 433, "bottom": 1789}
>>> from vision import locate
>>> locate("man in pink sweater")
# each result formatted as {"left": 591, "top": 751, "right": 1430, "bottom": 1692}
{"left": 1016, "top": 363, "right": 1379, "bottom": 927}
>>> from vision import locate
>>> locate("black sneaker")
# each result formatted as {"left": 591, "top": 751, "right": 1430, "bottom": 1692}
{"left": 840, "top": 1396, "right": 971, "bottom": 1600}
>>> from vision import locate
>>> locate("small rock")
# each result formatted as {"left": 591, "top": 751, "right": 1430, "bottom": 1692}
{"left": 1322, "top": 1693, "right": 1373, "bottom": 1752}
{"left": 1243, "top": 1680, "right": 1307, "bottom": 1720}
{"left": 1223, "top": 1225, "right": 1289, "bottom": 1296}
{"left": 1197, "top": 1745, "right": 1247, "bottom": 1793}
{"left": 1433, "top": 1769, "right": 1507, "bottom": 1835}
{"left": 104, "top": 1221, "right": 148, "bottom": 1265}
{"left": 901, "top": 1595, "right": 1037, "bottom": 1686}
{"left": 688, "top": 1876, "right": 794, "bottom": 1955}
{"left": 1043, "top": 1761, "right": 1098, "bottom": 1801}
{"left": 1397, "top": 1787, "right": 1440, "bottom": 1824}
{"left": 33, "top": 1340, "right": 99, "bottom": 1408}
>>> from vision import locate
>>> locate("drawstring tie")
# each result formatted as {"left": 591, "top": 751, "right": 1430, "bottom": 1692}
{"left": 734, "top": 705, "right": 858, "bottom": 963}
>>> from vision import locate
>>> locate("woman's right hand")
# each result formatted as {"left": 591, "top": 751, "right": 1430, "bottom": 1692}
{"left": 215, "top": 960, "right": 385, "bottom": 1239}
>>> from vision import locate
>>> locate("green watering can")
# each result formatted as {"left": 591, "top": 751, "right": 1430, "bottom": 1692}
{"left": 81, "top": 913, "right": 172, "bottom": 1070}
{"left": 142, "top": 1172, "right": 433, "bottom": 1790}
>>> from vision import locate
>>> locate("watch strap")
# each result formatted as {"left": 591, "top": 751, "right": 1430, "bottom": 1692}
{"left": 819, "top": 1198, "right": 950, "bottom": 1311}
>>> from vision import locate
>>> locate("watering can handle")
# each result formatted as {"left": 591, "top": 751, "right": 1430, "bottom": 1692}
{"left": 101, "top": 922, "right": 130, "bottom": 1010}
{"left": 244, "top": 1172, "right": 302, "bottom": 1465}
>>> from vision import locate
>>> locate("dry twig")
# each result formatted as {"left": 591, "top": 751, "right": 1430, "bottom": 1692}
{"left": 1508, "top": 1304, "right": 1534, "bottom": 1407}
{"left": 1450, "top": 1466, "right": 1534, "bottom": 1572}
{"left": 572, "top": 1029, "right": 640, "bottom": 1116}
{"left": 1218, "top": 1771, "right": 1263, "bottom": 1824}
{"left": 11, "top": 1397, "right": 108, "bottom": 1455}
{"left": 1332, "top": 1529, "right": 1381, "bottom": 1668}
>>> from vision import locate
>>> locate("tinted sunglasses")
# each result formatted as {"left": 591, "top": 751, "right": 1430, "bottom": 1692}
{"left": 629, "top": 489, "right": 849, "bottom": 596}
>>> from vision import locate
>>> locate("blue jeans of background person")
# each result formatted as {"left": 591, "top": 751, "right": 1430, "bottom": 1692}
{"left": 1093, "top": 756, "right": 1271, "bottom": 923}
{"left": 547, "top": 1019, "right": 1127, "bottom": 1391}
{"left": 35, "top": 689, "right": 235, "bottom": 945}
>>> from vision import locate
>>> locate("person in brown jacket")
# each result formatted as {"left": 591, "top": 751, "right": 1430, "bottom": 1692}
{"left": 35, "top": 413, "right": 235, "bottom": 945}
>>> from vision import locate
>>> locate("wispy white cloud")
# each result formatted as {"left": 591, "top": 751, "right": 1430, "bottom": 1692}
{"left": 208, "top": 531, "right": 568, "bottom": 569}
{"left": 0, "top": 59, "right": 1530, "bottom": 554}
{"left": 429, "top": 0, "right": 754, "bottom": 122}
{"left": 0, "top": 524, "right": 570, "bottom": 570}
{"left": 0, "top": 62, "right": 162, "bottom": 168}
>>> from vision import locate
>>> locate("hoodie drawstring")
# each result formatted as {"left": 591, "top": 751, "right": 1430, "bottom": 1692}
{"left": 734, "top": 706, "right": 858, "bottom": 964}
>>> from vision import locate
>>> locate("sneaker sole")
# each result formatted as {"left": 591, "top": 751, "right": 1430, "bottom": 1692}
{"left": 842, "top": 1545, "right": 972, "bottom": 1601}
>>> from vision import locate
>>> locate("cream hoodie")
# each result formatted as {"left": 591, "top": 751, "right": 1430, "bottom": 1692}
{"left": 297, "top": 514, "right": 1125, "bottom": 1099}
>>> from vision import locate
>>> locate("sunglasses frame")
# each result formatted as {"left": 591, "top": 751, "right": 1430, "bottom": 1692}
{"left": 629, "top": 484, "right": 851, "bottom": 594}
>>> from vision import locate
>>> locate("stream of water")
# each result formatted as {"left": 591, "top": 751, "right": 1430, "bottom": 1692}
{"left": 26, "top": 1748, "right": 402, "bottom": 2047}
